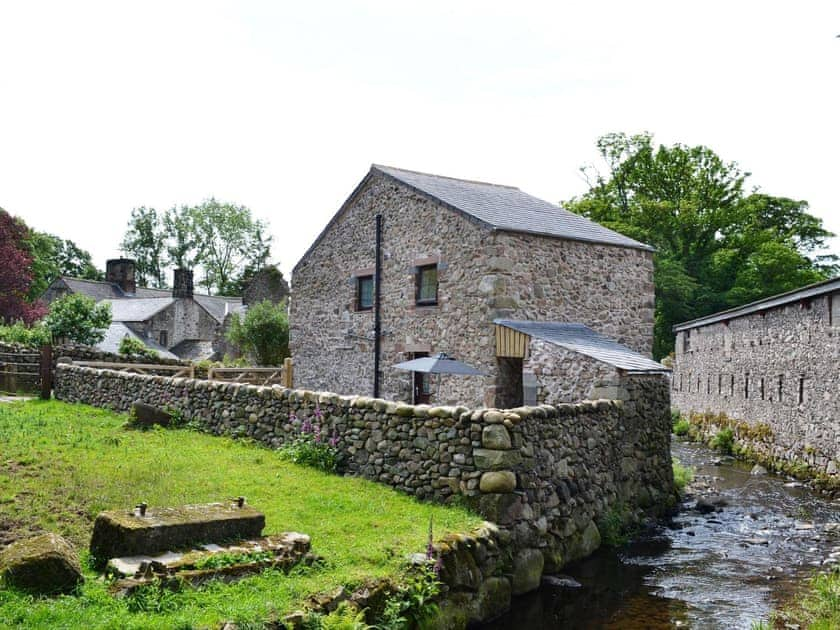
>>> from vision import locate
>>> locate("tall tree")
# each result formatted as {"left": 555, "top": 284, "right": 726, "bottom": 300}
{"left": 120, "top": 206, "right": 167, "bottom": 288}
{"left": 26, "top": 231, "right": 102, "bottom": 299}
{"left": 565, "top": 132, "right": 837, "bottom": 359}
{"left": 0, "top": 209, "right": 47, "bottom": 324}
{"left": 189, "top": 199, "right": 272, "bottom": 295}
{"left": 163, "top": 205, "right": 199, "bottom": 270}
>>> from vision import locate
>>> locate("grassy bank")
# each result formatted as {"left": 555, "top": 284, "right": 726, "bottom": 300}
{"left": 0, "top": 400, "right": 481, "bottom": 628}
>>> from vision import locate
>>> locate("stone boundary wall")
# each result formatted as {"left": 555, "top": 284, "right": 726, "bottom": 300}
{"left": 55, "top": 365, "right": 673, "bottom": 620}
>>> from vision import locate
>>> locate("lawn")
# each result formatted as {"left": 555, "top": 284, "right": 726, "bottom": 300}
{"left": 0, "top": 400, "right": 482, "bottom": 629}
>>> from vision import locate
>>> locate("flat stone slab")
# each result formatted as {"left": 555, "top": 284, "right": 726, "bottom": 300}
{"left": 90, "top": 502, "right": 265, "bottom": 561}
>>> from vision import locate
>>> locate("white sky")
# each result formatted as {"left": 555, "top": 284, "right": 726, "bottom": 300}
{"left": 1, "top": 1, "right": 838, "bottom": 281}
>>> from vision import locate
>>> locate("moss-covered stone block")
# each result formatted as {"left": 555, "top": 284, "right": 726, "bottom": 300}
{"left": 0, "top": 533, "right": 83, "bottom": 595}
{"left": 511, "top": 547, "right": 544, "bottom": 595}
{"left": 90, "top": 502, "right": 265, "bottom": 562}
{"left": 469, "top": 576, "right": 511, "bottom": 623}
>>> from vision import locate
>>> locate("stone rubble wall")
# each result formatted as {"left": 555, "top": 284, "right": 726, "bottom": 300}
{"left": 290, "top": 170, "right": 655, "bottom": 408}
{"left": 524, "top": 339, "right": 620, "bottom": 405}
{"left": 55, "top": 365, "right": 673, "bottom": 576}
{"left": 672, "top": 291, "right": 840, "bottom": 478}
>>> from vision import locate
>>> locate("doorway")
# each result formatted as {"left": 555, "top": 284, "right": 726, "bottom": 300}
{"left": 495, "top": 357, "right": 523, "bottom": 408}
{"left": 412, "top": 352, "right": 431, "bottom": 404}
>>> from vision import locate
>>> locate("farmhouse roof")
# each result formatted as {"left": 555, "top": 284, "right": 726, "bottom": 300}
{"left": 53, "top": 276, "right": 241, "bottom": 324}
{"left": 101, "top": 298, "right": 175, "bottom": 322}
{"left": 373, "top": 165, "right": 653, "bottom": 251}
{"left": 494, "top": 319, "right": 669, "bottom": 373}
{"left": 98, "top": 322, "right": 179, "bottom": 360}
{"left": 673, "top": 275, "right": 840, "bottom": 332}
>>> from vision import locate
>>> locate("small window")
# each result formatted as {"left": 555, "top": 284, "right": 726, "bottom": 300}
{"left": 798, "top": 377, "right": 805, "bottom": 404}
{"left": 778, "top": 375, "right": 783, "bottom": 402}
{"left": 159, "top": 330, "right": 168, "bottom": 347}
{"left": 356, "top": 275, "right": 374, "bottom": 311}
{"left": 683, "top": 330, "right": 691, "bottom": 353}
{"left": 745, "top": 374, "right": 749, "bottom": 399}
{"left": 415, "top": 264, "right": 438, "bottom": 306}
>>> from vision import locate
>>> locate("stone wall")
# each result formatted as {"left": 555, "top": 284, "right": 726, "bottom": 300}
{"left": 290, "top": 170, "right": 654, "bottom": 408}
{"left": 55, "top": 364, "right": 673, "bottom": 579}
{"left": 524, "top": 340, "right": 620, "bottom": 405}
{"left": 672, "top": 290, "right": 840, "bottom": 479}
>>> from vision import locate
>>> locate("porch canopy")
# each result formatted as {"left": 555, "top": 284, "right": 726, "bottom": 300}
{"left": 493, "top": 319, "right": 669, "bottom": 374}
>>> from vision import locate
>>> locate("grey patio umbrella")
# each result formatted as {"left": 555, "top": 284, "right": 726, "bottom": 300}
{"left": 391, "top": 353, "right": 484, "bottom": 376}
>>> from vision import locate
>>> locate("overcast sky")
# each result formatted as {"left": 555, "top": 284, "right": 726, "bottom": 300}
{"left": 1, "top": 1, "right": 838, "bottom": 281}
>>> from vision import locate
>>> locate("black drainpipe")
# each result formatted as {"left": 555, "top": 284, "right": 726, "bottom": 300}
{"left": 373, "top": 214, "right": 383, "bottom": 398}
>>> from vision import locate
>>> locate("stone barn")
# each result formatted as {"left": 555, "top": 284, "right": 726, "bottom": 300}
{"left": 290, "top": 165, "right": 665, "bottom": 407}
{"left": 672, "top": 277, "right": 840, "bottom": 478}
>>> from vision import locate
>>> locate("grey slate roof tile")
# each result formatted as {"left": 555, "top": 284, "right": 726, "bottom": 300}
{"left": 98, "top": 322, "right": 179, "bottom": 360}
{"left": 494, "top": 319, "right": 668, "bottom": 373}
{"left": 374, "top": 165, "right": 653, "bottom": 251}
{"left": 101, "top": 298, "right": 175, "bottom": 322}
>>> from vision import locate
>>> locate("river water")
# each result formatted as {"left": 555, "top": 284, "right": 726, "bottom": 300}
{"left": 481, "top": 441, "right": 840, "bottom": 629}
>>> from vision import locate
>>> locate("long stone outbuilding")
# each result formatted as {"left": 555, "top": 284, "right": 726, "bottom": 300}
{"left": 290, "top": 164, "right": 664, "bottom": 408}
{"left": 672, "top": 277, "right": 840, "bottom": 481}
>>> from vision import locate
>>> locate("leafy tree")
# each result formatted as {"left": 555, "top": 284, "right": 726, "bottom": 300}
{"left": 566, "top": 132, "right": 837, "bottom": 359}
{"left": 118, "top": 335, "right": 158, "bottom": 359}
{"left": 163, "top": 205, "right": 199, "bottom": 270}
{"left": 189, "top": 199, "right": 272, "bottom": 295}
{"left": 26, "top": 231, "right": 102, "bottom": 299}
{"left": 225, "top": 299, "right": 289, "bottom": 366}
{"left": 44, "top": 293, "right": 111, "bottom": 346}
{"left": 0, "top": 209, "right": 47, "bottom": 324}
{"left": 121, "top": 206, "right": 167, "bottom": 288}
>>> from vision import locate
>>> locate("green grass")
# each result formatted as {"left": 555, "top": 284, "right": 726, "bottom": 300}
{"left": 672, "top": 459, "right": 694, "bottom": 495}
{"left": 0, "top": 400, "right": 482, "bottom": 629}
{"left": 788, "top": 568, "right": 840, "bottom": 630}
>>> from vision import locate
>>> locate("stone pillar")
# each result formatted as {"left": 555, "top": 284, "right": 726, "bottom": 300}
{"left": 173, "top": 269, "right": 194, "bottom": 299}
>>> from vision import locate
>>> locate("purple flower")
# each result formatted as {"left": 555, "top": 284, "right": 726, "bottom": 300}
{"left": 314, "top": 424, "right": 321, "bottom": 443}
{"left": 433, "top": 554, "right": 443, "bottom": 576}
{"left": 301, "top": 417, "right": 313, "bottom": 434}
{"left": 314, "top": 404, "right": 323, "bottom": 419}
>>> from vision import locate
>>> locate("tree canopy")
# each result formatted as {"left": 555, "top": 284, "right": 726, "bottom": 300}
{"left": 44, "top": 293, "right": 111, "bottom": 346}
{"left": 565, "top": 132, "right": 837, "bottom": 359}
{"left": 0, "top": 209, "right": 47, "bottom": 324}
{"left": 226, "top": 299, "right": 289, "bottom": 366}
{"left": 121, "top": 199, "right": 272, "bottom": 295}
{"left": 26, "top": 230, "right": 102, "bottom": 299}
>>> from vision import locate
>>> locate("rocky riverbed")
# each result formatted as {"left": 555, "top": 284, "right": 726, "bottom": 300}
{"left": 481, "top": 440, "right": 840, "bottom": 629}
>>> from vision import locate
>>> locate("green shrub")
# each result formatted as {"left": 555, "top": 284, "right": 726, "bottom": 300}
{"left": 0, "top": 321, "right": 51, "bottom": 346}
{"left": 672, "top": 459, "right": 694, "bottom": 495}
{"left": 378, "top": 566, "right": 441, "bottom": 630}
{"left": 596, "top": 503, "right": 633, "bottom": 547}
{"left": 278, "top": 409, "right": 339, "bottom": 472}
{"left": 44, "top": 293, "right": 111, "bottom": 345}
{"left": 673, "top": 418, "right": 690, "bottom": 436}
{"left": 118, "top": 335, "right": 158, "bottom": 359}
{"left": 225, "top": 299, "right": 289, "bottom": 366}
{"left": 711, "top": 428, "right": 735, "bottom": 454}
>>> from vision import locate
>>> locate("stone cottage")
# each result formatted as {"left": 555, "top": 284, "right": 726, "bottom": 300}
{"left": 44, "top": 259, "right": 242, "bottom": 360}
{"left": 672, "top": 276, "right": 840, "bottom": 477}
{"left": 290, "top": 165, "right": 666, "bottom": 407}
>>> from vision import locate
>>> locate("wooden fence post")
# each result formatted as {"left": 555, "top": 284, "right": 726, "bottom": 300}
{"left": 3, "top": 363, "right": 15, "bottom": 394}
{"left": 283, "top": 357, "right": 293, "bottom": 389}
{"left": 40, "top": 345, "right": 53, "bottom": 400}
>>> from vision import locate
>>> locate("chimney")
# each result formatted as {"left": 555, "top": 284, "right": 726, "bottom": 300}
{"left": 173, "top": 268, "right": 194, "bottom": 299}
{"left": 106, "top": 258, "right": 136, "bottom": 295}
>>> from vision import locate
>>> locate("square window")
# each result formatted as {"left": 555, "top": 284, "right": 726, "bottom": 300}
{"left": 415, "top": 264, "right": 438, "bottom": 305}
{"left": 356, "top": 275, "right": 374, "bottom": 311}
{"left": 159, "top": 330, "right": 168, "bottom": 347}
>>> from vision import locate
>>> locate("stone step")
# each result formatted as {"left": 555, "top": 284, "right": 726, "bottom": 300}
{"left": 90, "top": 501, "right": 266, "bottom": 562}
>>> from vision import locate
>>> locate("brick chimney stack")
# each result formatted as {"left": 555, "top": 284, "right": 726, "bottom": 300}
{"left": 106, "top": 258, "right": 136, "bottom": 295}
{"left": 173, "top": 268, "right": 194, "bottom": 299}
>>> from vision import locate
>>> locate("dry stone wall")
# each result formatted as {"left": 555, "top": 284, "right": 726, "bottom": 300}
{"left": 290, "top": 170, "right": 654, "bottom": 408}
{"left": 672, "top": 291, "right": 840, "bottom": 479}
{"left": 55, "top": 365, "right": 673, "bottom": 576}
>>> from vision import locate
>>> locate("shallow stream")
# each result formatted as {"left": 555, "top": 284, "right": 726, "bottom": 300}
{"left": 481, "top": 441, "right": 840, "bottom": 629}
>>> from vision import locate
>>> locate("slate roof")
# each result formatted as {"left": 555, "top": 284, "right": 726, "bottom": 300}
{"left": 674, "top": 276, "right": 840, "bottom": 332}
{"left": 169, "top": 339, "right": 215, "bottom": 361}
{"left": 53, "top": 276, "right": 242, "bottom": 324}
{"left": 374, "top": 165, "right": 653, "bottom": 251}
{"left": 494, "top": 320, "right": 669, "bottom": 373}
{"left": 98, "top": 323, "right": 179, "bottom": 360}
{"left": 61, "top": 278, "right": 124, "bottom": 300}
{"left": 102, "top": 298, "right": 175, "bottom": 322}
